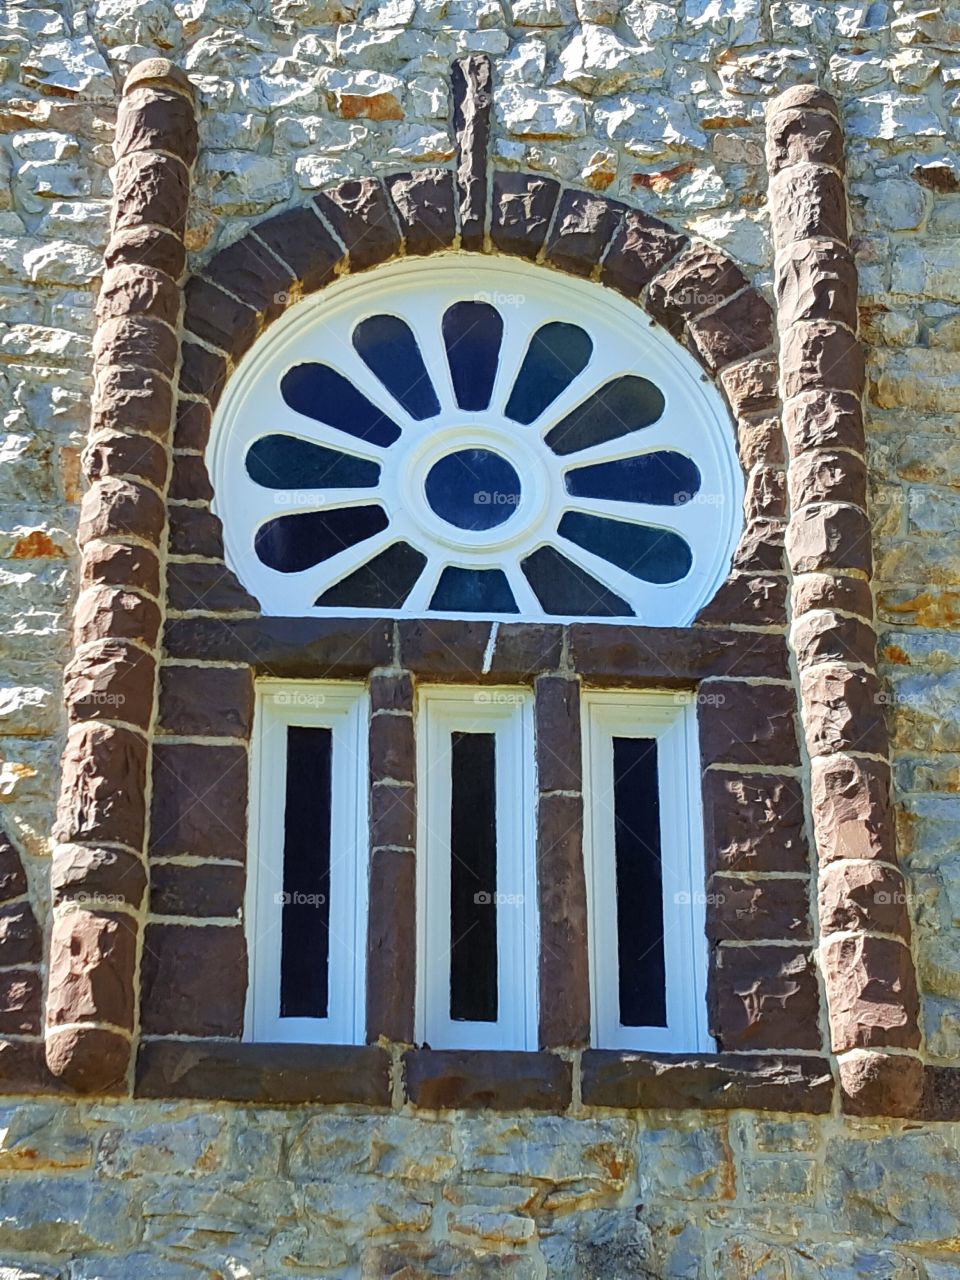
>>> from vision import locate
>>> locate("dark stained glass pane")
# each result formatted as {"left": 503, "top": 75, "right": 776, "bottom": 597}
{"left": 280, "top": 726, "right": 332, "bottom": 1019}
{"left": 442, "top": 301, "right": 503, "bottom": 411}
{"left": 430, "top": 567, "right": 518, "bottom": 614}
{"left": 612, "top": 736, "right": 666, "bottom": 1028}
{"left": 565, "top": 452, "right": 701, "bottom": 507}
{"left": 255, "top": 505, "right": 388, "bottom": 573}
{"left": 505, "top": 322, "right": 593, "bottom": 425}
{"left": 315, "top": 541, "right": 427, "bottom": 608}
{"left": 425, "top": 449, "right": 521, "bottom": 531}
{"left": 521, "top": 545, "right": 633, "bottom": 617}
{"left": 281, "top": 364, "right": 401, "bottom": 447}
{"left": 545, "top": 376, "right": 665, "bottom": 456}
{"left": 449, "top": 731, "right": 498, "bottom": 1023}
{"left": 246, "top": 435, "right": 380, "bottom": 490}
{"left": 353, "top": 314, "right": 440, "bottom": 420}
{"left": 558, "top": 512, "right": 692, "bottom": 585}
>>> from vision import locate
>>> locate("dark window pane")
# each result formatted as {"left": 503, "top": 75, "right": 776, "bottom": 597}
{"left": 521, "top": 545, "right": 633, "bottom": 617}
{"left": 246, "top": 435, "right": 380, "bottom": 490}
{"left": 506, "top": 322, "right": 593, "bottom": 425}
{"left": 442, "top": 301, "right": 503, "bottom": 411}
{"left": 545, "top": 376, "right": 665, "bottom": 456}
{"left": 353, "top": 314, "right": 440, "bottom": 420}
{"left": 565, "top": 452, "right": 701, "bottom": 506}
{"left": 449, "top": 731, "right": 498, "bottom": 1022}
{"left": 281, "top": 364, "right": 401, "bottom": 447}
{"left": 255, "top": 505, "right": 388, "bottom": 573}
{"left": 612, "top": 736, "right": 666, "bottom": 1027}
{"left": 430, "top": 567, "right": 518, "bottom": 614}
{"left": 315, "top": 541, "right": 427, "bottom": 608}
{"left": 280, "top": 726, "right": 332, "bottom": 1019}
{"left": 425, "top": 449, "right": 521, "bottom": 531}
{"left": 558, "top": 512, "right": 692, "bottom": 585}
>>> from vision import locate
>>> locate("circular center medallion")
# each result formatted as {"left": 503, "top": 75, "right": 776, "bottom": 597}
{"left": 425, "top": 448, "right": 522, "bottom": 531}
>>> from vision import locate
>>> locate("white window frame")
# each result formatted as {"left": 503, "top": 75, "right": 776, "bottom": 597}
{"left": 245, "top": 679, "right": 368, "bottom": 1045}
{"left": 582, "top": 688, "right": 711, "bottom": 1054}
{"left": 416, "top": 685, "right": 539, "bottom": 1051}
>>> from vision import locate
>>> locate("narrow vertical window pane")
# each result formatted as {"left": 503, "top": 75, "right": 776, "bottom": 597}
{"left": 449, "top": 731, "right": 498, "bottom": 1023}
{"left": 280, "top": 726, "right": 332, "bottom": 1018}
{"left": 613, "top": 736, "right": 666, "bottom": 1027}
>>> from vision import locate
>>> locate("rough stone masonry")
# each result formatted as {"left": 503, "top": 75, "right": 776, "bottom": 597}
{"left": 0, "top": 0, "right": 960, "bottom": 1274}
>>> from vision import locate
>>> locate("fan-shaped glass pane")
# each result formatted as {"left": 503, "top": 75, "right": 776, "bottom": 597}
{"left": 506, "top": 323, "right": 593, "bottom": 425}
{"left": 255, "top": 505, "right": 388, "bottom": 573}
{"left": 545, "top": 376, "right": 665, "bottom": 457}
{"left": 281, "top": 364, "right": 401, "bottom": 447}
{"left": 315, "top": 541, "right": 427, "bottom": 608}
{"left": 522, "top": 546, "right": 633, "bottom": 617}
{"left": 430, "top": 567, "right": 518, "bottom": 613}
{"left": 565, "top": 452, "right": 700, "bottom": 506}
{"left": 246, "top": 436, "right": 380, "bottom": 490}
{"left": 558, "top": 511, "right": 691, "bottom": 584}
{"left": 443, "top": 302, "right": 503, "bottom": 411}
{"left": 353, "top": 314, "right": 440, "bottom": 420}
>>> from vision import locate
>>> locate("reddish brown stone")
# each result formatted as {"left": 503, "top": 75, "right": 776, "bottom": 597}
{"left": 0, "top": 834, "right": 28, "bottom": 902}
{"left": 111, "top": 151, "right": 190, "bottom": 236}
{"left": 314, "top": 178, "right": 401, "bottom": 271}
{"left": 168, "top": 454, "right": 214, "bottom": 503}
{"left": 771, "top": 84, "right": 840, "bottom": 120}
{"left": 648, "top": 243, "right": 748, "bottom": 336}
{"left": 535, "top": 674, "right": 581, "bottom": 794}
{"left": 404, "top": 1049, "right": 571, "bottom": 1110}
{"left": 687, "top": 288, "right": 775, "bottom": 372}
{"left": 490, "top": 170, "right": 560, "bottom": 259}
{"left": 744, "top": 465, "right": 787, "bottom": 521}
{"left": 96, "top": 265, "right": 180, "bottom": 328}
{"left": 788, "top": 449, "right": 866, "bottom": 510}
{"left": 737, "top": 412, "right": 785, "bottom": 468}
{"left": 819, "top": 860, "right": 909, "bottom": 938}
{"left": 537, "top": 792, "right": 589, "bottom": 1048}
{"left": 703, "top": 771, "right": 809, "bottom": 874}
{"left": 810, "top": 753, "right": 894, "bottom": 863}
{"left": 821, "top": 934, "right": 920, "bottom": 1051}
{"left": 140, "top": 923, "right": 247, "bottom": 1037}
{"left": 0, "top": 970, "right": 41, "bottom": 1036}
{"left": 695, "top": 573, "right": 788, "bottom": 628}
{"left": 370, "top": 780, "right": 416, "bottom": 850}
{"left": 164, "top": 615, "right": 394, "bottom": 675}
{"left": 775, "top": 238, "right": 858, "bottom": 330}
{"left": 114, "top": 85, "right": 198, "bottom": 166}
{"left": 46, "top": 1026, "right": 130, "bottom": 1094}
{"left": 781, "top": 322, "right": 865, "bottom": 399}
{"left": 83, "top": 428, "right": 168, "bottom": 490}
{"left": 766, "top": 106, "right": 845, "bottom": 173}
{"left": 158, "top": 665, "right": 253, "bottom": 738}
{"left": 839, "top": 1048, "right": 923, "bottom": 1118}
{"left": 150, "top": 743, "right": 248, "bottom": 861}
{"left": 64, "top": 640, "right": 156, "bottom": 731}
{"left": 104, "top": 225, "right": 186, "bottom": 280}
{"left": 720, "top": 354, "right": 780, "bottom": 416}
{"left": 731, "top": 517, "right": 786, "bottom": 573}
{"left": 386, "top": 168, "right": 457, "bottom": 256}
{"left": 183, "top": 277, "right": 259, "bottom": 360}
{"left": 202, "top": 234, "right": 296, "bottom": 322}
{"left": 251, "top": 206, "right": 345, "bottom": 295}
{"left": 791, "top": 609, "right": 877, "bottom": 671}
{"left": 73, "top": 585, "right": 162, "bottom": 649}
{"left": 600, "top": 209, "right": 686, "bottom": 297}
{"left": 699, "top": 680, "right": 800, "bottom": 768}
{"left": 78, "top": 477, "right": 166, "bottom": 547}
{"left": 54, "top": 723, "right": 149, "bottom": 850}
{"left": 786, "top": 501, "right": 872, "bottom": 576}
{"left": 366, "top": 848, "right": 416, "bottom": 1043}
{"left": 452, "top": 54, "right": 492, "bottom": 251}
{"left": 709, "top": 874, "right": 810, "bottom": 941}
{"left": 793, "top": 572, "right": 873, "bottom": 619}
{"left": 150, "top": 861, "right": 245, "bottom": 919}
{"left": 81, "top": 543, "right": 161, "bottom": 599}
{"left": 167, "top": 505, "right": 225, "bottom": 560}
{"left": 712, "top": 944, "right": 821, "bottom": 1050}
{"left": 178, "top": 341, "right": 227, "bottom": 406}
{"left": 46, "top": 908, "right": 137, "bottom": 1030}
{"left": 93, "top": 315, "right": 178, "bottom": 379}
{"left": 800, "top": 665, "right": 888, "bottom": 758}
{"left": 174, "top": 398, "right": 212, "bottom": 452}
{"left": 123, "top": 57, "right": 195, "bottom": 102}
{"left": 92, "top": 365, "right": 175, "bottom": 440}
{"left": 770, "top": 166, "right": 848, "bottom": 245}
{"left": 545, "top": 189, "right": 625, "bottom": 278}
{"left": 166, "top": 561, "right": 259, "bottom": 614}
{"left": 369, "top": 710, "right": 415, "bottom": 785}
{"left": 370, "top": 671, "right": 414, "bottom": 714}
{"left": 50, "top": 843, "right": 148, "bottom": 909}
{"left": 567, "top": 625, "right": 788, "bottom": 683}
{"left": 398, "top": 619, "right": 493, "bottom": 675}
{"left": 486, "top": 622, "right": 564, "bottom": 679}
{"left": 783, "top": 390, "right": 865, "bottom": 456}
{"left": 0, "top": 902, "right": 40, "bottom": 967}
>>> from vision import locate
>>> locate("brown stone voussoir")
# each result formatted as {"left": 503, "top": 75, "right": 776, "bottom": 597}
{"left": 720, "top": 355, "right": 780, "bottom": 417}
{"left": 491, "top": 170, "right": 561, "bottom": 260}
{"left": 647, "top": 243, "right": 749, "bottom": 337}
{"left": 203, "top": 236, "right": 297, "bottom": 323}
{"left": 251, "top": 206, "right": 345, "bottom": 295}
{"left": 821, "top": 934, "right": 920, "bottom": 1052}
{"left": 184, "top": 277, "right": 259, "bottom": 361}
{"left": 745, "top": 465, "right": 787, "bottom": 521}
{"left": 544, "top": 189, "right": 625, "bottom": 278}
{"left": 167, "top": 504, "right": 226, "bottom": 560}
{"left": 731, "top": 517, "right": 786, "bottom": 574}
{"left": 386, "top": 168, "right": 457, "bottom": 256}
{"left": 179, "top": 341, "right": 227, "bottom": 405}
{"left": 0, "top": 901, "right": 41, "bottom": 968}
{"left": 0, "top": 833, "right": 28, "bottom": 903}
{"left": 600, "top": 209, "right": 687, "bottom": 298}
{"left": 695, "top": 573, "right": 788, "bottom": 628}
{"left": 686, "top": 288, "right": 775, "bottom": 373}
{"left": 314, "top": 178, "right": 401, "bottom": 272}
{"left": 174, "top": 398, "right": 212, "bottom": 452}
{"left": 166, "top": 560, "right": 259, "bottom": 614}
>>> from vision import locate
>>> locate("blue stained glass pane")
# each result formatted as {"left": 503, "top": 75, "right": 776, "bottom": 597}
{"left": 353, "top": 314, "right": 440, "bottom": 420}
{"left": 521, "top": 545, "right": 633, "bottom": 617}
{"left": 565, "top": 452, "right": 700, "bottom": 506}
{"left": 558, "top": 511, "right": 692, "bottom": 584}
{"left": 281, "top": 364, "right": 401, "bottom": 447}
{"left": 430, "top": 567, "right": 518, "bottom": 613}
{"left": 425, "top": 449, "right": 521, "bottom": 531}
{"left": 246, "top": 435, "right": 380, "bottom": 490}
{"left": 545, "top": 376, "right": 665, "bottom": 456}
{"left": 255, "top": 505, "right": 388, "bottom": 573}
{"left": 315, "top": 541, "right": 427, "bottom": 608}
{"left": 506, "top": 322, "right": 593, "bottom": 425}
{"left": 442, "top": 301, "right": 503, "bottom": 411}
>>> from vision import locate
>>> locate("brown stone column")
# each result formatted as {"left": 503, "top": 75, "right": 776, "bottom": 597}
{"left": 46, "top": 59, "right": 198, "bottom": 1093}
{"left": 767, "top": 86, "right": 923, "bottom": 1115}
